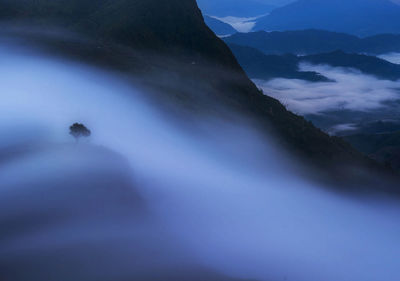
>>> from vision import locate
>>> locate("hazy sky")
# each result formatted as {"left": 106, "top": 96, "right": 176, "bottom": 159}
{"left": 198, "top": 0, "right": 294, "bottom": 8}
{"left": 255, "top": 0, "right": 294, "bottom": 5}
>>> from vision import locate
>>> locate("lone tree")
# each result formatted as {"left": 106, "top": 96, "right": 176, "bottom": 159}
{"left": 70, "top": 123, "right": 91, "bottom": 141}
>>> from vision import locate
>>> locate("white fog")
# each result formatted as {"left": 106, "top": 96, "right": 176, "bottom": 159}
{"left": 1, "top": 40, "right": 400, "bottom": 281}
{"left": 255, "top": 63, "right": 400, "bottom": 116}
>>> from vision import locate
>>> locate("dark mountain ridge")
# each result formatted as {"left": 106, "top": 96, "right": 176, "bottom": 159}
{"left": 1, "top": 0, "right": 237, "bottom": 65}
{"left": 303, "top": 50, "right": 400, "bottom": 81}
{"left": 345, "top": 131, "right": 400, "bottom": 170}
{"left": 228, "top": 43, "right": 329, "bottom": 81}
{"left": 225, "top": 30, "right": 400, "bottom": 55}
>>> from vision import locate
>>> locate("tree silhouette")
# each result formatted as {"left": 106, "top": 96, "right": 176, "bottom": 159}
{"left": 70, "top": 123, "right": 91, "bottom": 141}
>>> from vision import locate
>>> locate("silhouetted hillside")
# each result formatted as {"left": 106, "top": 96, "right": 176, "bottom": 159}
{"left": 345, "top": 132, "right": 400, "bottom": 170}
{"left": 0, "top": 0, "right": 237, "bottom": 65}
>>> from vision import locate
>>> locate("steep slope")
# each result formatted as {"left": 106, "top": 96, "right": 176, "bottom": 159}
{"left": 254, "top": 0, "right": 400, "bottom": 37}
{"left": 0, "top": 0, "right": 383, "bottom": 173}
{"left": 204, "top": 16, "right": 237, "bottom": 36}
{"left": 225, "top": 30, "right": 400, "bottom": 55}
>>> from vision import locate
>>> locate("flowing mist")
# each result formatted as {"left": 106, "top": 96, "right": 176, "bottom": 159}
{"left": 2, "top": 40, "right": 400, "bottom": 281}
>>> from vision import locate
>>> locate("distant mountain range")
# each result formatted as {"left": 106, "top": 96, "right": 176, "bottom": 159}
{"left": 228, "top": 44, "right": 328, "bottom": 81}
{"left": 303, "top": 51, "right": 400, "bottom": 81}
{"left": 204, "top": 16, "right": 237, "bottom": 36}
{"left": 254, "top": 0, "right": 400, "bottom": 36}
{"left": 228, "top": 38, "right": 400, "bottom": 170}
{"left": 229, "top": 44, "right": 400, "bottom": 81}
{"left": 225, "top": 30, "right": 400, "bottom": 55}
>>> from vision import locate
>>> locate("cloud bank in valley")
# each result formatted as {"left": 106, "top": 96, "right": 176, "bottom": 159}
{"left": 211, "top": 15, "right": 263, "bottom": 32}
{"left": 255, "top": 63, "right": 400, "bottom": 116}
{"left": 378, "top": 53, "right": 400, "bottom": 64}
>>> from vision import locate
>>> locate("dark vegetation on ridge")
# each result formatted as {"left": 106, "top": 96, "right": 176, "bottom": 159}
{"left": 0, "top": 0, "right": 396, "bottom": 186}
{"left": 345, "top": 132, "right": 400, "bottom": 170}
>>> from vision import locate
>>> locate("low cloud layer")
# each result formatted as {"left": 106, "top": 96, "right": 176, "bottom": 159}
{"left": 256, "top": 63, "right": 400, "bottom": 115}
{"left": 212, "top": 15, "right": 264, "bottom": 32}
{"left": 378, "top": 53, "right": 400, "bottom": 64}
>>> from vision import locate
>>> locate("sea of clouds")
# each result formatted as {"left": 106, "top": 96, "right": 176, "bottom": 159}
{"left": 255, "top": 63, "right": 400, "bottom": 116}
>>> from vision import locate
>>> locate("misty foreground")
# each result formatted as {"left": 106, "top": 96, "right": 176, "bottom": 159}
{"left": 1, "top": 0, "right": 400, "bottom": 281}
{"left": 1, "top": 37, "right": 400, "bottom": 281}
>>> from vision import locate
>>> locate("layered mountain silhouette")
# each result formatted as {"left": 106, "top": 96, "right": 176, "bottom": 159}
{"left": 204, "top": 16, "right": 237, "bottom": 36}
{"left": 228, "top": 44, "right": 329, "bottom": 81}
{"left": 230, "top": 44, "right": 400, "bottom": 81}
{"left": 0, "top": 0, "right": 386, "bottom": 175}
{"left": 303, "top": 51, "right": 400, "bottom": 81}
{"left": 254, "top": 0, "right": 400, "bottom": 37}
{"left": 225, "top": 30, "right": 400, "bottom": 55}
